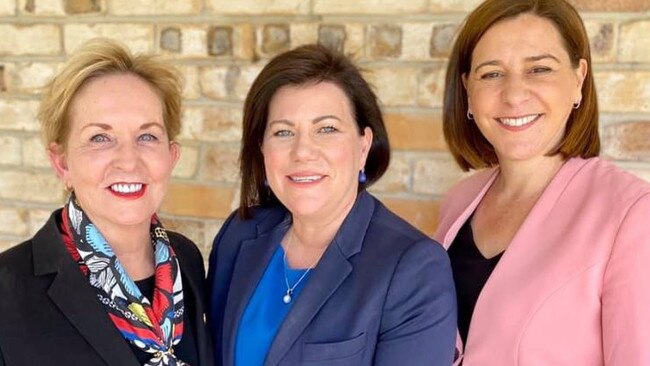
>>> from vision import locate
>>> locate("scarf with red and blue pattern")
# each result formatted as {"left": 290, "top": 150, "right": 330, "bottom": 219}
{"left": 60, "top": 194, "right": 187, "bottom": 366}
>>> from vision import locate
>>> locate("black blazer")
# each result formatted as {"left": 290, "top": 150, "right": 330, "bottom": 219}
{"left": 0, "top": 210, "right": 213, "bottom": 366}
{"left": 207, "top": 191, "right": 457, "bottom": 366}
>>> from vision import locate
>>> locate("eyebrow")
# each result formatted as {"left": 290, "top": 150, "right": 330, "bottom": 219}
{"left": 268, "top": 115, "right": 342, "bottom": 126}
{"left": 473, "top": 53, "right": 561, "bottom": 73}
{"left": 80, "top": 121, "right": 165, "bottom": 132}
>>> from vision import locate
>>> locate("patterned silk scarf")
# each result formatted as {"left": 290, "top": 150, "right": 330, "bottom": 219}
{"left": 60, "top": 194, "right": 187, "bottom": 366}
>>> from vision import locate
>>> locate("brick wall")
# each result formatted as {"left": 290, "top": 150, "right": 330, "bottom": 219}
{"left": 1, "top": 0, "right": 649, "bottom": 259}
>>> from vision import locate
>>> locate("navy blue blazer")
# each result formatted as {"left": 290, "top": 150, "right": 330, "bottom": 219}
{"left": 207, "top": 191, "right": 457, "bottom": 366}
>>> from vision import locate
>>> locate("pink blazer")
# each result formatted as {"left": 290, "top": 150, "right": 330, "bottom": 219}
{"left": 434, "top": 157, "right": 650, "bottom": 366}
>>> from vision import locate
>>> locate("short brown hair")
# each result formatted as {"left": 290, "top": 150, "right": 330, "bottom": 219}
{"left": 238, "top": 44, "right": 390, "bottom": 218}
{"left": 443, "top": 0, "right": 599, "bottom": 171}
{"left": 39, "top": 38, "right": 183, "bottom": 149}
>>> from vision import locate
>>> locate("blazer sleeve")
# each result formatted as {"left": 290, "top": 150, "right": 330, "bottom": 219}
{"left": 374, "top": 239, "right": 457, "bottom": 366}
{"left": 0, "top": 345, "right": 5, "bottom": 366}
{"left": 602, "top": 193, "right": 650, "bottom": 365}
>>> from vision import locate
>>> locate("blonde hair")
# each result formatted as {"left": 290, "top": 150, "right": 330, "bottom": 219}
{"left": 39, "top": 38, "right": 183, "bottom": 148}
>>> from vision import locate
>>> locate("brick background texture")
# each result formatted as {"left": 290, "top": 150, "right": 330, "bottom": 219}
{"left": 1, "top": 0, "right": 649, "bottom": 260}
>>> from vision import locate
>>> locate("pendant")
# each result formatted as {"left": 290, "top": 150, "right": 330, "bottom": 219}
{"left": 283, "top": 291, "right": 292, "bottom": 304}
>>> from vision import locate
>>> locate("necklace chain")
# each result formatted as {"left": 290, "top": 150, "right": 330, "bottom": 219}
{"left": 282, "top": 230, "right": 319, "bottom": 304}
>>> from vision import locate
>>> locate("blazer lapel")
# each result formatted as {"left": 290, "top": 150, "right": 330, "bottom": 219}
{"left": 222, "top": 217, "right": 290, "bottom": 366}
{"left": 33, "top": 211, "right": 139, "bottom": 366}
{"left": 264, "top": 192, "right": 375, "bottom": 366}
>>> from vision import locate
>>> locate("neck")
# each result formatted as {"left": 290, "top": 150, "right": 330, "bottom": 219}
{"left": 92, "top": 219, "right": 156, "bottom": 280}
{"left": 495, "top": 154, "right": 565, "bottom": 199}
{"left": 284, "top": 194, "right": 358, "bottom": 268}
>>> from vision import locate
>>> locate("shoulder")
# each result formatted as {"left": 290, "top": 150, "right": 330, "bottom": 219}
{"left": 214, "top": 205, "right": 287, "bottom": 244}
{"left": 0, "top": 240, "right": 34, "bottom": 280}
{"left": 168, "top": 231, "right": 203, "bottom": 265}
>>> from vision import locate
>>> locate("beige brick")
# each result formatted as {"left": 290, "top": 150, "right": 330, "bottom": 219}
{"left": 371, "top": 154, "right": 411, "bottom": 193}
{"left": 261, "top": 24, "right": 290, "bottom": 57}
{"left": 208, "top": 26, "right": 233, "bottom": 57}
{"left": 172, "top": 144, "right": 199, "bottom": 178}
{"left": 203, "top": 219, "right": 224, "bottom": 252}
{"left": 603, "top": 121, "right": 650, "bottom": 161}
{"left": 0, "top": 207, "right": 28, "bottom": 236}
{"left": 595, "top": 71, "right": 650, "bottom": 112}
{"left": 0, "top": 1, "right": 15, "bottom": 15}
{"left": 318, "top": 24, "right": 346, "bottom": 53}
{"left": 585, "top": 21, "right": 615, "bottom": 63}
{"left": 4, "top": 62, "right": 59, "bottom": 94}
{"left": 290, "top": 23, "right": 319, "bottom": 49}
{"left": 429, "top": 0, "right": 483, "bottom": 11}
{"left": 569, "top": 0, "right": 650, "bottom": 11}
{"left": 0, "top": 65, "right": 6, "bottom": 92}
{"left": 0, "top": 99, "right": 40, "bottom": 131}
{"left": 159, "top": 25, "right": 208, "bottom": 58}
{"left": 64, "top": 24, "right": 154, "bottom": 54}
{"left": 0, "top": 170, "right": 63, "bottom": 203}
{"left": 64, "top": 0, "right": 103, "bottom": 14}
{"left": 344, "top": 24, "right": 365, "bottom": 58}
{"left": 233, "top": 24, "right": 256, "bottom": 61}
{"left": 364, "top": 66, "right": 418, "bottom": 106}
{"left": 401, "top": 23, "right": 433, "bottom": 60}
{"left": 160, "top": 216, "right": 205, "bottom": 249}
{"left": 22, "top": 135, "right": 50, "bottom": 168}
{"left": 200, "top": 145, "right": 240, "bottom": 184}
{"left": 413, "top": 156, "right": 467, "bottom": 195}
{"left": 0, "top": 136, "right": 22, "bottom": 165}
{"left": 110, "top": 0, "right": 201, "bottom": 14}
{"left": 200, "top": 65, "right": 262, "bottom": 101}
{"left": 369, "top": 24, "right": 402, "bottom": 59}
{"left": 417, "top": 66, "right": 446, "bottom": 108}
{"left": 180, "top": 106, "right": 243, "bottom": 143}
{"left": 380, "top": 197, "right": 440, "bottom": 235}
{"left": 28, "top": 208, "right": 53, "bottom": 236}
{"left": 619, "top": 21, "right": 650, "bottom": 63}
{"left": 430, "top": 23, "right": 457, "bottom": 58}
{"left": 161, "top": 183, "right": 236, "bottom": 219}
{"left": 0, "top": 25, "right": 61, "bottom": 56}
{"left": 18, "top": 0, "right": 64, "bottom": 15}
{"left": 208, "top": 0, "right": 309, "bottom": 14}
{"left": 314, "top": 0, "right": 426, "bottom": 14}
{"left": 180, "top": 65, "right": 200, "bottom": 100}
{"left": 385, "top": 112, "right": 447, "bottom": 151}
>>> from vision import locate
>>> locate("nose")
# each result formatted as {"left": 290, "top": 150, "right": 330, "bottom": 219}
{"left": 290, "top": 131, "right": 317, "bottom": 161}
{"left": 501, "top": 74, "right": 531, "bottom": 107}
{"left": 112, "top": 141, "right": 141, "bottom": 172}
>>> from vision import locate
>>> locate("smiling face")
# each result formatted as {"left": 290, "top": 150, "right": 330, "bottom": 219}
{"left": 261, "top": 81, "right": 372, "bottom": 222}
{"left": 463, "top": 13, "right": 587, "bottom": 164}
{"left": 49, "top": 73, "right": 179, "bottom": 230}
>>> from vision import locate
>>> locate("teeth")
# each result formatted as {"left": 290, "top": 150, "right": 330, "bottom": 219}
{"left": 498, "top": 114, "right": 539, "bottom": 127}
{"left": 110, "top": 183, "right": 143, "bottom": 193}
{"left": 289, "top": 175, "right": 322, "bottom": 183}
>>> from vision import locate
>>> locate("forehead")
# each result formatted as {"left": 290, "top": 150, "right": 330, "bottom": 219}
{"left": 472, "top": 13, "right": 570, "bottom": 63}
{"left": 268, "top": 81, "right": 354, "bottom": 116}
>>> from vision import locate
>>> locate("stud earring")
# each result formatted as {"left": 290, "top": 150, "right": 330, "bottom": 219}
{"left": 573, "top": 100, "right": 581, "bottom": 109}
{"left": 263, "top": 179, "right": 269, "bottom": 187}
{"left": 358, "top": 170, "right": 367, "bottom": 184}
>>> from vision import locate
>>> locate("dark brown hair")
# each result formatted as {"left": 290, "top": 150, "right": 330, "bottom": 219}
{"left": 443, "top": 0, "right": 599, "bottom": 171}
{"left": 238, "top": 44, "right": 390, "bottom": 218}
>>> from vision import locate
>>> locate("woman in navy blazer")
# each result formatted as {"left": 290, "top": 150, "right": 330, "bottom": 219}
{"left": 207, "top": 44, "right": 456, "bottom": 366}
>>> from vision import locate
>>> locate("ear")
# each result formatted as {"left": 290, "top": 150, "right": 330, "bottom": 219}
{"left": 47, "top": 142, "right": 71, "bottom": 188}
{"left": 574, "top": 58, "right": 588, "bottom": 101}
{"left": 169, "top": 141, "right": 181, "bottom": 170}
{"left": 461, "top": 72, "right": 469, "bottom": 91}
{"left": 359, "top": 126, "right": 373, "bottom": 168}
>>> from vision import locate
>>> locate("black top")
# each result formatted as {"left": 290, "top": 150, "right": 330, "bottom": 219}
{"left": 130, "top": 276, "right": 199, "bottom": 365}
{"left": 448, "top": 216, "right": 503, "bottom": 345}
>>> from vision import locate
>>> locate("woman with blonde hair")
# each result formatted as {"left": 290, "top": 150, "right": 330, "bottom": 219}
{"left": 0, "top": 39, "right": 212, "bottom": 366}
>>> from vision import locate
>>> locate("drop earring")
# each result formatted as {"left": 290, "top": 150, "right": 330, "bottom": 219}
{"left": 358, "top": 170, "right": 367, "bottom": 184}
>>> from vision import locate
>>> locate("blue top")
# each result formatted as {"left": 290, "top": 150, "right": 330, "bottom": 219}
{"left": 235, "top": 245, "right": 312, "bottom": 366}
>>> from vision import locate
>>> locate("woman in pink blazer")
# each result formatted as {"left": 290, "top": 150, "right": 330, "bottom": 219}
{"left": 435, "top": 0, "right": 650, "bottom": 365}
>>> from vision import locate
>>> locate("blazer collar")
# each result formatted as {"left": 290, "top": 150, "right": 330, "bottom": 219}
{"left": 32, "top": 209, "right": 140, "bottom": 366}
{"left": 222, "top": 191, "right": 376, "bottom": 366}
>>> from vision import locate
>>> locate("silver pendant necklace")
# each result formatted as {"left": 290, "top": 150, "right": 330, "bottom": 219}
{"left": 282, "top": 231, "right": 319, "bottom": 304}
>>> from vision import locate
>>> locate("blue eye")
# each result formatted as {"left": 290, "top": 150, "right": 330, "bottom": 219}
{"left": 318, "top": 125, "right": 339, "bottom": 133}
{"left": 138, "top": 133, "right": 158, "bottom": 142}
{"left": 273, "top": 130, "right": 293, "bottom": 137}
{"left": 530, "top": 66, "right": 552, "bottom": 74}
{"left": 90, "top": 134, "right": 110, "bottom": 143}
